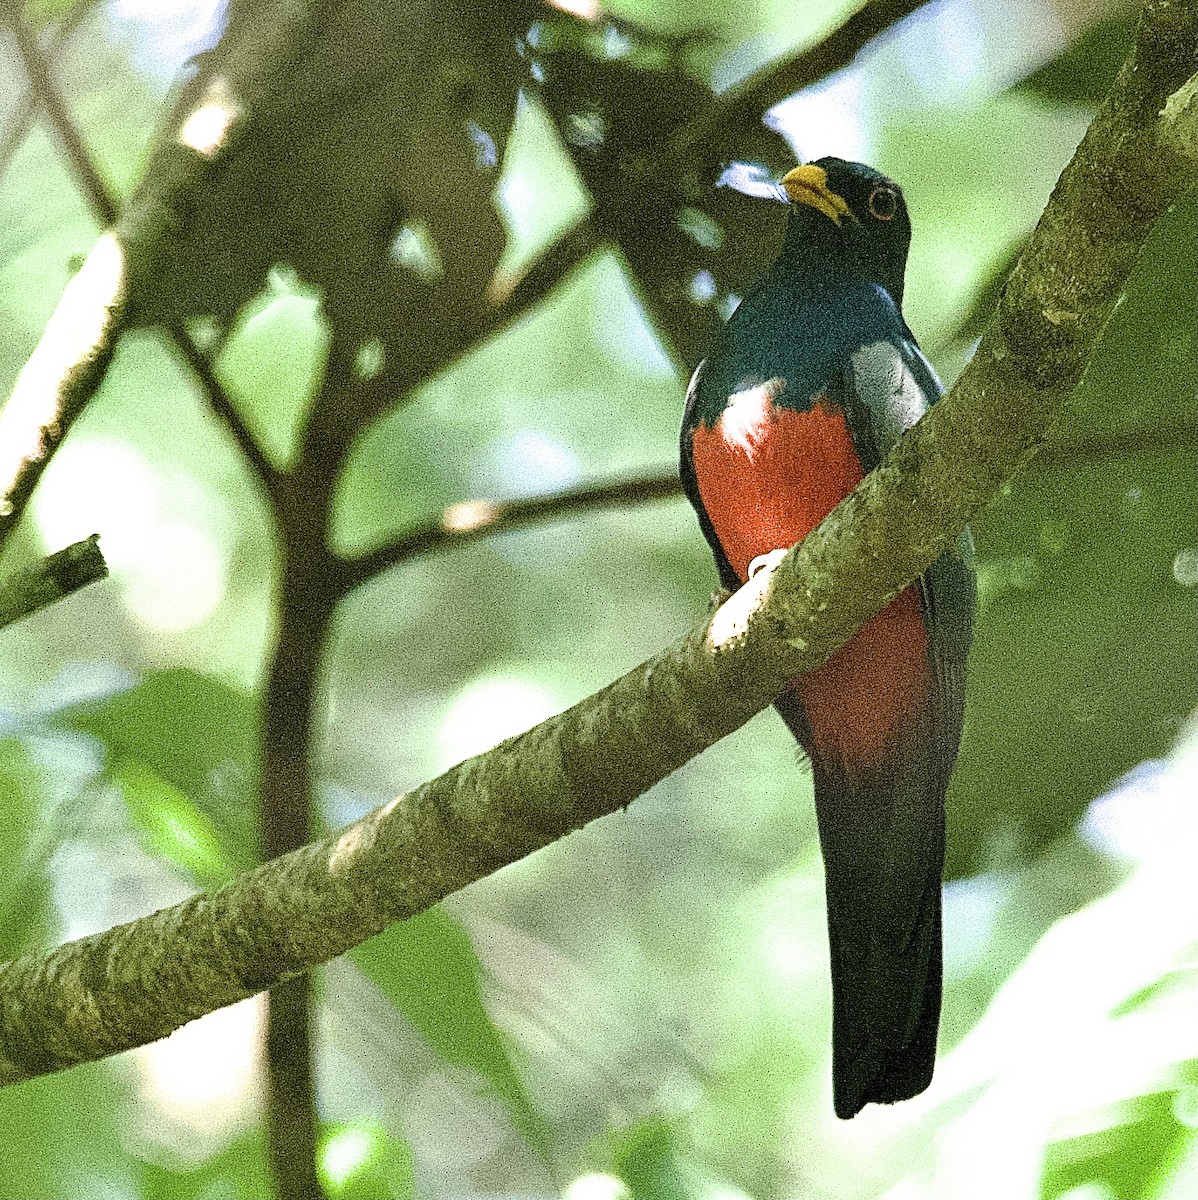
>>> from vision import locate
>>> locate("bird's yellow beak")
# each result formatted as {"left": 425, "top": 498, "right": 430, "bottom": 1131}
{"left": 780, "top": 164, "right": 854, "bottom": 225}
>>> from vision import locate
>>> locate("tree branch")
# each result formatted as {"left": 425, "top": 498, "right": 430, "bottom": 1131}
{"left": 341, "top": 397, "right": 1198, "bottom": 593}
{"left": 258, "top": 343, "right": 357, "bottom": 1200}
{"left": 0, "top": 231, "right": 128, "bottom": 556}
{"left": 1, "top": 5, "right": 283, "bottom": 500}
{"left": 1, "top": 0, "right": 1192, "bottom": 1083}
{"left": 668, "top": 0, "right": 929, "bottom": 162}
{"left": 483, "top": 216, "right": 605, "bottom": 321}
{"left": 0, "top": 5, "right": 94, "bottom": 187}
{"left": 163, "top": 321, "right": 283, "bottom": 497}
{"left": 341, "top": 470, "right": 682, "bottom": 590}
{"left": 2, "top": 6, "right": 118, "bottom": 224}
{"left": 0, "top": 536, "right": 107, "bottom": 630}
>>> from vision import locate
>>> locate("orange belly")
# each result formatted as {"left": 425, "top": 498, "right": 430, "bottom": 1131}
{"left": 691, "top": 394, "right": 929, "bottom": 766}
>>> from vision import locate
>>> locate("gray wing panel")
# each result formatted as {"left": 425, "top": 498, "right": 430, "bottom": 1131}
{"left": 845, "top": 335, "right": 941, "bottom": 463}
{"left": 842, "top": 333, "right": 975, "bottom": 782}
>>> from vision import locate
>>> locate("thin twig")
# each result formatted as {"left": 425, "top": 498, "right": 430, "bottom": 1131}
{"left": 0, "top": 5, "right": 95, "bottom": 184}
{"left": 484, "top": 216, "right": 605, "bottom": 318}
{"left": 341, "top": 469, "right": 682, "bottom": 590}
{"left": 3, "top": 8, "right": 118, "bottom": 224}
{"left": 417, "top": 216, "right": 607, "bottom": 385}
{"left": 0, "top": 535, "right": 108, "bottom": 630}
{"left": 339, "top": 402, "right": 1196, "bottom": 592}
{"left": 164, "top": 321, "right": 282, "bottom": 494}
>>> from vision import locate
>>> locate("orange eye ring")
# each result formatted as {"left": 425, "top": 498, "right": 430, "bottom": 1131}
{"left": 868, "top": 186, "right": 898, "bottom": 221}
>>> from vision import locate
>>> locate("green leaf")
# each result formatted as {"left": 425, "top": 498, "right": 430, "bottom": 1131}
{"left": 134, "top": 1128, "right": 273, "bottom": 1200}
{"left": 110, "top": 756, "right": 241, "bottom": 885}
{"left": 1040, "top": 1089, "right": 1193, "bottom": 1200}
{"left": 945, "top": 193, "right": 1198, "bottom": 875}
{"left": 319, "top": 1120, "right": 414, "bottom": 1200}
{"left": 607, "top": 1117, "right": 693, "bottom": 1200}
{"left": 21, "top": 0, "right": 97, "bottom": 27}
{"left": 0, "top": 1065, "right": 127, "bottom": 1199}
{"left": 350, "top": 907, "right": 549, "bottom": 1156}
{"left": 52, "top": 668, "right": 260, "bottom": 866}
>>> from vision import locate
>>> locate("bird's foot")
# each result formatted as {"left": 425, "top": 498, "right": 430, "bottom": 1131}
{"left": 747, "top": 548, "right": 790, "bottom": 578}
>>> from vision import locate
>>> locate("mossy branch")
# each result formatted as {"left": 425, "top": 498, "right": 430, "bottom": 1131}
{"left": 0, "top": 0, "right": 1193, "bottom": 1085}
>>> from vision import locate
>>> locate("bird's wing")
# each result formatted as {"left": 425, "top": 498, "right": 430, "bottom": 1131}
{"left": 833, "top": 324, "right": 976, "bottom": 786}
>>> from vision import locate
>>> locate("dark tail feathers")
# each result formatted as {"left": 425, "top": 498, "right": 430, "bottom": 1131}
{"left": 776, "top": 694, "right": 946, "bottom": 1120}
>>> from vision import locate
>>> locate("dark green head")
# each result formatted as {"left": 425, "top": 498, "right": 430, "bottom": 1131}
{"left": 778, "top": 157, "right": 913, "bottom": 306}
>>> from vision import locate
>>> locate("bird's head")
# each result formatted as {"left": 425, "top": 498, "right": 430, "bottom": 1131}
{"left": 778, "top": 157, "right": 912, "bottom": 305}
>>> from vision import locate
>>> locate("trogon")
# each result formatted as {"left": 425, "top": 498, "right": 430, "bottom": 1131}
{"left": 679, "top": 157, "right": 975, "bottom": 1119}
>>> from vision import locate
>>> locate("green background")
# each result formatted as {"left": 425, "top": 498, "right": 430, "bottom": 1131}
{"left": 0, "top": 1, "right": 1194, "bottom": 1197}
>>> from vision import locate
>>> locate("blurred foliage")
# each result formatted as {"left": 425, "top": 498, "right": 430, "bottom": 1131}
{"left": 351, "top": 910, "right": 552, "bottom": 1158}
{"left": 40, "top": 665, "right": 547, "bottom": 1164}
{"left": 1, "top": 1, "right": 1196, "bottom": 1198}
{"left": 604, "top": 1117, "right": 692, "bottom": 1200}
{"left": 135, "top": 1130, "right": 275, "bottom": 1200}
{"left": 1040, "top": 1087, "right": 1194, "bottom": 1200}
{"left": 950, "top": 193, "right": 1198, "bottom": 874}
{"left": 20, "top": 0, "right": 96, "bottom": 28}
{"left": 52, "top": 667, "right": 260, "bottom": 878}
{"left": 0, "top": 1063, "right": 129, "bottom": 1199}
{"left": 58, "top": 667, "right": 258, "bottom": 809}
{"left": 533, "top": 16, "right": 795, "bottom": 367}
{"left": 1018, "top": 13, "right": 1137, "bottom": 105}
{"left": 0, "top": 738, "right": 55, "bottom": 960}
{"left": 317, "top": 1121, "right": 415, "bottom": 1199}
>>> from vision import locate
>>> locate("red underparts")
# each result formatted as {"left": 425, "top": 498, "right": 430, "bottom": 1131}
{"left": 691, "top": 384, "right": 929, "bottom": 766}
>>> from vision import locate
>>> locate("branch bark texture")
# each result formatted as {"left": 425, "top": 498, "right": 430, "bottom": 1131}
{"left": 0, "top": 0, "right": 1193, "bottom": 1083}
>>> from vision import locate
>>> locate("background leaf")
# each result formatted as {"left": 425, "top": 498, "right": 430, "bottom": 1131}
{"left": 350, "top": 907, "right": 551, "bottom": 1158}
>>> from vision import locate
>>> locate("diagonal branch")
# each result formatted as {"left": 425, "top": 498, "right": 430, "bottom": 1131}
{"left": 1, "top": 0, "right": 1192, "bottom": 1083}
{"left": 341, "top": 469, "right": 682, "bottom": 590}
{"left": 483, "top": 216, "right": 605, "bottom": 321}
{"left": 0, "top": 231, "right": 128, "bottom": 557}
{"left": 162, "top": 320, "right": 282, "bottom": 495}
{"left": 668, "top": 0, "right": 929, "bottom": 162}
{"left": 411, "top": 216, "right": 608, "bottom": 388}
{"left": 2, "top": 4, "right": 282, "bottom": 501}
{"left": 0, "top": 3, "right": 97, "bottom": 187}
{"left": 2, "top": 7, "right": 118, "bottom": 225}
{"left": 342, "top": 397, "right": 1198, "bottom": 597}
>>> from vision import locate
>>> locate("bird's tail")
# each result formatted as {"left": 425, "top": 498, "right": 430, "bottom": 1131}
{"left": 775, "top": 693, "right": 946, "bottom": 1120}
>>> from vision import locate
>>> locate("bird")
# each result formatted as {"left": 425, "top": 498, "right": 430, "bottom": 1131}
{"left": 679, "top": 157, "right": 975, "bottom": 1119}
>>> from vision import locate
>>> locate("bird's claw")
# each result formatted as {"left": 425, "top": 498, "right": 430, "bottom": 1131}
{"left": 747, "top": 548, "right": 789, "bottom": 578}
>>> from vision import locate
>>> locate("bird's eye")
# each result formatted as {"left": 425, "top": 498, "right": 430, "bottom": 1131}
{"left": 868, "top": 186, "right": 898, "bottom": 221}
